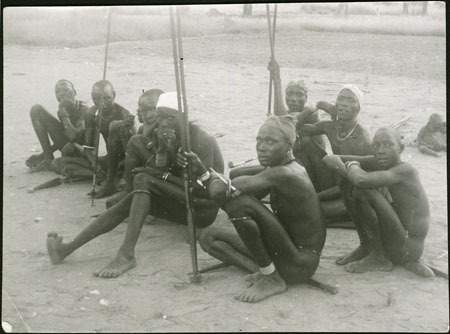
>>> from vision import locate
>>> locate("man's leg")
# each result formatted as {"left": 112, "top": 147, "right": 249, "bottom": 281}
{"left": 336, "top": 179, "right": 371, "bottom": 265}
{"left": 199, "top": 226, "right": 259, "bottom": 274}
{"left": 344, "top": 188, "right": 399, "bottom": 273}
{"left": 46, "top": 192, "right": 133, "bottom": 265}
{"left": 95, "top": 122, "right": 132, "bottom": 199}
{"left": 299, "top": 136, "right": 336, "bottom": 192}
{"left": 29, "top": 105, "right": 68, "bottom": 171}
{"left": 216, "top": 195, "right": 319, "bottom": 302}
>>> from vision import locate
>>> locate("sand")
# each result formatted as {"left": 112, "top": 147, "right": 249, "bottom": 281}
{"left": 2, "top": 30, "right": 448, "bottom": 332}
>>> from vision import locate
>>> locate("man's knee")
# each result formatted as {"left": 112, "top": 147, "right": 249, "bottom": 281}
{"left": 132, "top": 172, "right": 153, "bottom": 190}
{"left": 300, "top": 136, "right": 321, "bottom": 155}
{"left": 353, "top": 187, "right": 380, "bottom": 202}
{"left": 126, "top": 135, "right": 144, "bottom": 153}
{"left": 198, "top": 226, "right": 216, "bottom": 252}
{"left": 225, "top": 195, "right": 256, "bottom": 216}
{"left": 30, "top": 104, "right": 46, "bottom": 120}
{"left": 109, "top": 121, "right": 125, "bottom": 135}
{"left": 61, "top": 143, "right": 78, "bottom": 157}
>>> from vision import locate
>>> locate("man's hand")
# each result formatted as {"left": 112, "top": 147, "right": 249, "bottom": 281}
{"left": 57, "top": 107, "right": 70, "bottom": 119}
{"left": 322, "top": 155, "right": 348, "bottom": 178}
{"left": 178, "top": 150, "right": 207, "bottom": 175}
{"left": 157, "top": 128, "right": 176, "bottom": 153}
{"left": 267, "top": 59, "right": 280, "bottom": 78}
{"left": 121, "top": 115, "right": 135, "bottom": 127}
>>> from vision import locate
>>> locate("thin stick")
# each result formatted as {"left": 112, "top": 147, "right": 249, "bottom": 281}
{"left": 91, "top": 7, "right": 112, "bottom": 207}
{"left": 266, "top": 4, "right": 275, "bottom": 117}
{"left": 391, "top": 115, "right": 412, "bottom": 129}
{"left": 4, "top": 290, "right": 32, "bottom": 332}
{"left": 170, "top": 7, "right": 201, "bottom": 283}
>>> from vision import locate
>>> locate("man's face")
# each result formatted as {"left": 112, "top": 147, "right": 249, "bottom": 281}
{"left": 156, "top": 107, "right": 180, "bottom": 134}
{"left": 256, "top": 125, "right": 290, "bottom": 167}
{"left": 335, "top": 89, "right": 359, "bottom": 121}
{"left": 91, "top": 85, "right": 115, "bottom": 110}
{"left": 372, "top": 129, "right": 403, "bottom": 169}
{"left": 285, "top": 86, "right": 307, "bottom": 113}
{"left": 55, "top": 82, "right": 76, "bottom": 106}
{"left": 137, "top": 95, "right": 159, "bottom": 124}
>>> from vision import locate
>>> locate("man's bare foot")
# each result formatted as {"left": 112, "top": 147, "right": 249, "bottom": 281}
{"left": 26, "top": 153, "right": 44, "bottom": 168}
{"left": 235, "top": 271, "right": 287, "bottom": 303}
{"left": 336, "top": 245, "right": 370, "bottom": 265}
{"left": 30, "top": 159, "right": 53, "bottom": 173}
{"left": 94, "top": 185, "right": 117, "bottom": 199}
{"left": 404, "top": 261, "right": 435, "bottom": 278}
{"left": 46, "top": 232, "right": 67, "bottom": 264}
{"left": 93, "top": 250, "right": 136, "bottom": 278}
{"left": 243, "top": 272, "right": 262, "bottom": 288}
{"left": 344, "top": 251, "right": 393, "bottom": 273}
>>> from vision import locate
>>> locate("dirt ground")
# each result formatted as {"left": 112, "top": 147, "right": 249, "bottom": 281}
{"left": 2, "top": 30, "right": 448, "bottom": 332}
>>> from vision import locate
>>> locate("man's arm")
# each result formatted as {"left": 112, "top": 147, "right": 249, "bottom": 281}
{"left": 267, "top": 59, "right": 287, "bottom": 116}
{"left": 298, "top": 121, "right": 327, "bottom": 137}
{"left": 347, "top": 163, "right": 412, "bottom": 189}
{"left": 229, "top": 165, "right": 265, "bottom": 179}
{"left": 58, "top": 107, "right": 84, "bottom": 142}
{"left": 316, "top": 101, "right": 337, "bottom": 120}
{"left": 231, "top": 166, "right": 281, "bottom": 195}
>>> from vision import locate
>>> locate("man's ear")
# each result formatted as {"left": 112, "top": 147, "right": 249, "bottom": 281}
{"left": 73, "top": 89, "right": 77, "bottom": 97}
{"left": 399, "top": 143, "right": 405, "bottom": 153}
{"left": 113, "top": 91, "right": 116, "bottom": 99}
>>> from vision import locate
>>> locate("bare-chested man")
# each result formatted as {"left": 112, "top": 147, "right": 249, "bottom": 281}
{"left": 85, "top": 80, "right": 135, "bottom": 198}
{"left": 267, "top": 59, "right": 330, "bottom": 191}
{"left": 323, "top": 127, "right": 434, "bottom": 277}
{"left": 26, "top": 80, "right": 88, "bottom": 172}
{"left": 417, "top": 113, "right": 446, "bottom": 157}
{"left": 299, "top": 85, "right": 373, "bottom": 224}
{"left": 46, "top": 92, "right": 224, "bottom": 278}
{"left": 195, "top": 115, "right": 326, "bottom": 303}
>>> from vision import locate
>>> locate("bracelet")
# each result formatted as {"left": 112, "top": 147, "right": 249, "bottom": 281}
{"left": 345, "top": 161, "right": 361, "bottom": 171}
{"left": 198, "top": 170, "right": 211, "bottom": 182}
{"left": 162, "top": 171, "right": 170, "bottom": 181}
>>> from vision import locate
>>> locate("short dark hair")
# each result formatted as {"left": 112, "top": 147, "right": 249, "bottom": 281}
{"left": 55, "top": 79, "right": 75, "bottom": 90}
{"left": 92, "top": 80, "right": 114, "bottom": 91}
{"left": 375, "top": 127, "right": 403, "bottom": 147}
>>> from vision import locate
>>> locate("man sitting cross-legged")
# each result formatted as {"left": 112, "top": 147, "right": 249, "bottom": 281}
{"left": 322, "top": 127, "right": 434, "bottom": 277}
{"left": 46, "top": 92, "right": 224, "bottom": 278}
{"left": 26, "top": 79, "right": 89, "bottom": 172}
{"left": 187, "top": 115, "right": 326, "bottom": 303}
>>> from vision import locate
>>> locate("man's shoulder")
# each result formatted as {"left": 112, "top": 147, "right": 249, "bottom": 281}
{"left": 113, "top": 103, "right": 131, "bottom": 116}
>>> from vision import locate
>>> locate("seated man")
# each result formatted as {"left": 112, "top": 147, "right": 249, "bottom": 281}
{"left": 26, "top": 79, "right": 88, "bottom": 172}
{"left": 85, "top": 80, "right": 136, "bottom": 198}
{"left": 323, "top": 127, "right": 434, "bottom": 278}
{"left": 417, "top": 113, "right": 446, "bottom": 157}
{"left": 299, "top": 85, "right": 373, "bottom": 224}
{"left": 195, "top": 115, "right": 326, "bottom": 303}
{"left": 267, "top": 59, "right": 329, "bottom": 191}
{"left": 46, "top": 92, "right": 224, "bottom": 278}
{"left": 104, "top": 88, "right": 165, "bottom": 208}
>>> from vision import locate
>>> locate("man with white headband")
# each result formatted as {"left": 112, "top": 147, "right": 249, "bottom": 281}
{"left": 183, "top": 115, "right": 326, "bottom": 303}
{"left": 297, "top": 85, "right": 373, "bottom": 224}
{"left": 46, "top": 92, "right": 224, "bottom": 279}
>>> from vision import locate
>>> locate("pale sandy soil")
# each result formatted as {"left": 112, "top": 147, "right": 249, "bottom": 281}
{"left": 2, "top": 31, "right": 448, "bottom": 332}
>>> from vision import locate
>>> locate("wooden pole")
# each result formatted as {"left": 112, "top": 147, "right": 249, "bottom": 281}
{"left": 266, "top": 4, "right": 277, "bottom": 117}
{"left": 91, "top": 7, "right": 113, "bottom": 206}
{"left": 169, "top": 6, "right": 201, "bottom": 283}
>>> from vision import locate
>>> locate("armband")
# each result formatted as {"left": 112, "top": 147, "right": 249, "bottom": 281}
{"left": 198, "top": 170, "right": 211, "bottom": 182}
{"left": 345, "top": 161, "right": 360, "bottom": 171}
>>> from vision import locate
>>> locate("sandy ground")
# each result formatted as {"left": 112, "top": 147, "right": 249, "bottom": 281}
{"left": 2, "top": 30, "right": 448, "bottom": 332}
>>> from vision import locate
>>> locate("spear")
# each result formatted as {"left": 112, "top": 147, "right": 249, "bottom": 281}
{"left": 169, "top": 6, "right": 201, "bottom": 283}
{"left": 91, "top": 7, "right": 113, "bottom": 207}
{"left": 266, "top": 4, "right": 278, "bottom": 117}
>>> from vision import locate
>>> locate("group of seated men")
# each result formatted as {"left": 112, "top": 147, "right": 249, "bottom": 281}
{"left": 26, "top": 59, "right": 440, "bottom": 303}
